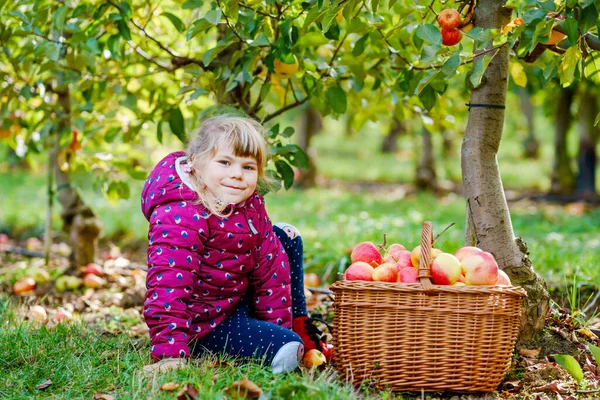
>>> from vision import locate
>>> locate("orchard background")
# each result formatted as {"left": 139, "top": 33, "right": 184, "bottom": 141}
{"left": 1, "top": 0, "right": 600, "bottom": 398}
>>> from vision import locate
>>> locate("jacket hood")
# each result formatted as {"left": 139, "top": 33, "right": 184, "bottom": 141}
{"left": 141, "top": 152, "right": 198, "bottom": 220}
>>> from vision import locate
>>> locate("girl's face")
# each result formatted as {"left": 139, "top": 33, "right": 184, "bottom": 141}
{"left": 200, "top": 143, "right": 259, "bottom": 205}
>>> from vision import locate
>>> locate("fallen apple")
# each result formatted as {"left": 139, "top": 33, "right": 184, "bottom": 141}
{"left": 303, "top": 349, "right": 326, "bottom": 368}
{"left": 84, "top": 263, "right": 104, "bottom": 276}
{"left": 13, "top": 277, "right": 36, "bottom": 296}
{"left": 83, "top": 273, "right": 106, "bottom": 289}
{"left": 28, "top": 305, "right": 48, "bottom": 321}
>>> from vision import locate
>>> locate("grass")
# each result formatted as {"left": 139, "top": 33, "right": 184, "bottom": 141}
{"left": 0, "top": 308, "right": 366, "bottom": 399}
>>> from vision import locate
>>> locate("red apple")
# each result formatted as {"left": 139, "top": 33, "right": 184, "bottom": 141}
{"left": 304, "top": 273, "right": 321, "bottom": 288}
{"left": 398, "top": 267, "right": 419, "bottom": 283}
{"left": 372, "top": 262, "right": 398, "bottom": 282}
{"left": 303, "top": 349, "right": 326, "bottom": 368}
{"left": 13, "top": 277, "right": 36, "bottom": 295}
{"left": 382, "top": 243, "right": 406, "bottom": 263}
{"left": 53, "top": 309, "right": 73, "bottom": 323}
{"left": 394, "top": 250, "right": 413, "bottom": 271}
{"left": 430, "top": 253, "right": 462, "bottom": 285}
{"left": 496, "top": 269, "right": 512, "bottom": 286}
{"left": 350, "top": 242, "right": 383, "bottom": 267}
{"left": 84, "top": 263, "right": 104, "bottom": 276}
{"left": 343, "top": 261, "right": 375, "bottom": 281}
{"left": 454, "top": 246, "right": 483, "bottom": 262}
{"left": 83, "top": 273, "right": 106, "bottom": 289}
{"left": 461, "top": 251, "right": 499, "bottom": 285}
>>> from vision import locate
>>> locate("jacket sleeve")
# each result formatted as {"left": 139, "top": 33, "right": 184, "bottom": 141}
{"left": 248, "top": 197, "right": 293, "bottom": 329}
{"left": 143, "top": 204, "right": 208, "bottom": 361}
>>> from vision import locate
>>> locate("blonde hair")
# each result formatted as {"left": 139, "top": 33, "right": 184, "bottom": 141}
{"left": 185, "top": 114, "right": 268, "bottom": 217}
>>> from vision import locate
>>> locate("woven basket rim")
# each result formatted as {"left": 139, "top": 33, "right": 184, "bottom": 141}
{"left": 330, "top": 280, "right": 528, "bottom": 297}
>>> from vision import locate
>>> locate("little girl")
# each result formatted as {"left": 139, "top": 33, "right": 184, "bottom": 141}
{"left": 141, "top": 114, "right": 332, "bottom": 374}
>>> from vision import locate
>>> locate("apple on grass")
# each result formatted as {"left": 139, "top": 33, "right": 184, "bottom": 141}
{"left": 13, "top": 277, "right": 36, "bottom": 296}
{"left": 430, "top": 253, "right": 462, "bottom": 285}
{"left": 343, "top": 261, "right": 374, "bottom": 281}
{"left": 303, "top": 349, "right": 326, "bottom": 367}
{"left": 351, "top": 242, "right": 383, "bottom": 267}
{"left": 372, "top": 262, "right": 398, "bottom": 282}
{"left": 461, "top": 251, "right": 499, "bottom": 285}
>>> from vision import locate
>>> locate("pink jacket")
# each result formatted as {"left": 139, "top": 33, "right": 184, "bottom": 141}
{"left": 141, "top": 152, "right": 292, "bottom": 360}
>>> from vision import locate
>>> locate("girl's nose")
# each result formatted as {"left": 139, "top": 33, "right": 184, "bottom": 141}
{"left": 229, "top": 164, "right": 243, "bottom": 178}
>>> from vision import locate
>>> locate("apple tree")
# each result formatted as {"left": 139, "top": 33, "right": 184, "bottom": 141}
{"left": 2, "top": 0, "right": 600, "bottom": 341}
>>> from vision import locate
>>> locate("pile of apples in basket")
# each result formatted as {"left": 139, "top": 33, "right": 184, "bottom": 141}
{"left": 343, "top": 241, "right": 511, "bottom": 286}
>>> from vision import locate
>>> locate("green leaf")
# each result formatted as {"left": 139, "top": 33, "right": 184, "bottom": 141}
{"left": 168, "top": 107, "right": 186, "bottom": 143}
{"left": 415, "top": 70, "right": 439, "bottom": 95}
{"left": 281, "top": 127, "right": 294, "bottom": 138}
{"left": 584, "top": 53, "right": 600, "bottom": 84}
{"left": 205, "top": 9, "right": 222, "bottom": 25}
{"left": 510, "top": 61, "right": 527, "bottom": 87}
{"left": 441, "top": 53, "right": 460, "bottom": 78}
{"left": 288, "top": 148, "right": 309, "bottom": 169}
{"left": 156, "top": 120, "right": 163, "bottom": 144}
{"left": 295, "top": 31, "right": 328, "bottom": 49}
{"left": 42, "top": 42, "right": 61, "bottom": 62}
{"left": 162, "top": 12, "right": 186, "bottom": 32}
{"left": 469, "top": 55, "right": 492, "bottom": 89}
{"left": 259, "top": 82, "right": 271, "bottom": 101}
{"left": 326, "top": 86, "right": 347, "bottom": 114}
{"left": 589, "top": 343, "right": 600, "bottom": 366}
{"left": 117, "top": 20, "right": 131, "bottom": 41}
{"left": 558, "top": 46, "right": 581, "bottom": 87}
{"left": 415, "top": 24, "right": 442, "bottom": 46}
{"left": 303, "top": 7, "right": 327, "bottom": 29}
{"left": 562, "top": 17, "right": 578, "bottom": 45}
{"left": 53, "top": 6, "right": 69, "bottom": 31}
{"left": 352, "top": 34, "right": 369, "bottom": 57}
{"left": 302, "top": 74, "right": 317, "bottom": 96}
{"left": 187, "top": 19, "right": 212, "bottom": 41}
{"left": 419, "top": 85, "right": 436, "bottom": 111}
{"left": 275, "top": 160, "right": 295, "bottom": 190}
{"left": 371, "top": 0, "right": 380, "bottom": 13}
{"left": 554, "top": 354, "right": 583, "bottom": 384}
{"left": 322, "top": 8, "right": 339, "bottom": 33}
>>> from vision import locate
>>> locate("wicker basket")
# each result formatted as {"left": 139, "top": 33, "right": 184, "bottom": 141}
{"left": 330, "top": 221, "right": 527, "bottom": 393}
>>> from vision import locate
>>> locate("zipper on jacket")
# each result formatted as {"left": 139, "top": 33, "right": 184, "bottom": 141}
{"left": 248, "top": 219, "right": 258, "bottom": 235}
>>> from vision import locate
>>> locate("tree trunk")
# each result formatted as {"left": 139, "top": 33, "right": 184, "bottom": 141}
{"left": 295, "top": 106, "right": 321, "bottom": 188}
{"left": 576, "top": 87, "right": 598, "bottom": 199}
{"left": 549, "top": 86, "right": 576, "bottom": 195}
{"left": 381, "top": 117, "right": 405, "bottom": 153}
{"left": 415, "top": 125, "right": 436, "bottom": 190}
{"left": 519, "top": 88, "right": 540, "bottom": 159}
{"left": 55, "top": 86, "right": 102, "bottom": 272}
{"left": 462, "top": 0, "right": 549, "bottom": 343}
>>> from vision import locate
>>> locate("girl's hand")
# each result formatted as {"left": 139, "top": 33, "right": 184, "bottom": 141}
{"left": 143, "top": 357, "right": 185, "bottom": 374}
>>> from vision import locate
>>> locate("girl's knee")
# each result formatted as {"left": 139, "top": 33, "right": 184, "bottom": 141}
{"left": 271, "top": 341, "right": 304, "bottom": 374}
{"left": 274, "top": 222, "right": 301, "bottom": 240}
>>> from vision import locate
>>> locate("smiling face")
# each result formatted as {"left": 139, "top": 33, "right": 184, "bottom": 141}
{"left": 200, "top": 143, "right": 259, "bottom": 205}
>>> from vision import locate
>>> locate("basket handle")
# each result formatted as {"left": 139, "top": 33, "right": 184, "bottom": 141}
{"left": 418, "top": 221, "right": 435, "bottom": 294}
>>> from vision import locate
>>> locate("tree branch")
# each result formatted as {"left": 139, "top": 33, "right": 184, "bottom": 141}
{"left": 261, "top": 97, "right": 309, "bottom": 124}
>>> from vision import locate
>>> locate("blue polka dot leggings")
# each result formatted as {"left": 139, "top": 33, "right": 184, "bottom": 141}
{"left": 190, "top": 224, "right": 307, "bottom": 369}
